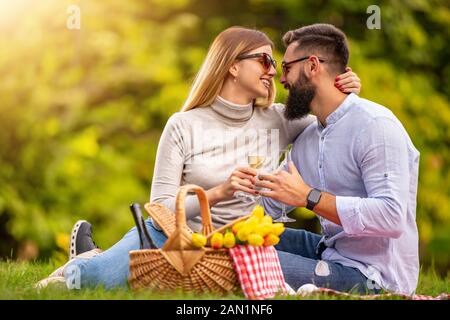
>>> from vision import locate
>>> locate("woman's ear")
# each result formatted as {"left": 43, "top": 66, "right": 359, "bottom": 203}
{"left": 229, "top": 62, "right": 239, "bottom": 78}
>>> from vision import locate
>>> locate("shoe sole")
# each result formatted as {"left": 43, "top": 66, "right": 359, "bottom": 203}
{"left": 69, "top": 220, "right": 87, "bottom": 261}
{"left": 35, "top": 276, "right": 66, "bottom": 291}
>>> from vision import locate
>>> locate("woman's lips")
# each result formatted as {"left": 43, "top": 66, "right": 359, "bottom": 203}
{"left": 261, "top": 79, "right": 271, "bottom": 88}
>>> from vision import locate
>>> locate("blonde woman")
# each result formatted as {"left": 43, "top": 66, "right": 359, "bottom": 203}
{"left": 36, "top": 26, "right": 360, "bottom": 289}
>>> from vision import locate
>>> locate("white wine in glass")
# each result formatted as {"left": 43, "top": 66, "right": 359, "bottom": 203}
{"left": 234, "top": 155, "right": 266, "bottom": 203}
{"left": 248, "top": 155, "right": 265, "bottom": 170}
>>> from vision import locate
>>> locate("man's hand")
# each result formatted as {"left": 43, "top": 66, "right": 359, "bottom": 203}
{"left": 256, "top": 161, "right": 312, "bottom": 208}
{"left": 258, "top": 161, "right": 341, "bottom": 225}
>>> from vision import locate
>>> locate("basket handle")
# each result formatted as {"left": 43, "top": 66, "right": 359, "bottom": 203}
{"left": 175, "top": 184, "right": 214, "bottom": 236}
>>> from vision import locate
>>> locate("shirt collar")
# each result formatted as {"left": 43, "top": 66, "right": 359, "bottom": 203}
{"left": 210, "top": 96, "right": 254, "bottom": 122}
{"left": 318, "top": 93, "right": 358, "bottom": 129}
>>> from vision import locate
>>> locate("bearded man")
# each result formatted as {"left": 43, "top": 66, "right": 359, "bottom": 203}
{"left": 257, "top": 23, "right": 420, "bottom": 296}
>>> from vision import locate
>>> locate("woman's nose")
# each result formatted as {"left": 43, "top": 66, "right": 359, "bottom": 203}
{"left": 267, "top": 65, "right": 277, "bottom": 77}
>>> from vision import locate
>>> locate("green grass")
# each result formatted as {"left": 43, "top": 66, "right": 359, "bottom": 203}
{"left": 0, "top": 260, "right": 448, "bottom": 300}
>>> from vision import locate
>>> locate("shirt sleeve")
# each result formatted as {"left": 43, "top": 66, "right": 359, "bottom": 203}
{"left": 150, "top": 113, "right": 202, "bottom": 224}
{"left": 336, "top": 117, "right": 412, "bottom": 238}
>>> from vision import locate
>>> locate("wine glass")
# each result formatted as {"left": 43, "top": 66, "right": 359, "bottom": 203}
{"left": 234, "top": 154, "right": 266, "bottom": 204}
{"left": 273, "top": 148, "right": 296, "bottom": 223}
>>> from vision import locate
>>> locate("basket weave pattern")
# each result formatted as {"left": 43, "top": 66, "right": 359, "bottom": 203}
{"left": 128, "top": 184, "right": 242, "bottom": 294}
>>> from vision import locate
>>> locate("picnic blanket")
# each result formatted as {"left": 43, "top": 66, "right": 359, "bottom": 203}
{"left": 228, "top": 244, "right": 448, "bottom": 301}
{"left": 297, "top": 286, "right": 450, "bottom": 300}
{"left": 229, "top": 245, "right": 288, "bottom": 300}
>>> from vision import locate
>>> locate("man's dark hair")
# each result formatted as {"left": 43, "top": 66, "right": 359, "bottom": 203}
{"left": 282, "top": 23, "right": 349, "bottom": 74}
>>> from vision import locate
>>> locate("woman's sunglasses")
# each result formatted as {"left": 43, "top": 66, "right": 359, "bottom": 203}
{"left": 236, "top": 52, "right": 277, "bottom": 72}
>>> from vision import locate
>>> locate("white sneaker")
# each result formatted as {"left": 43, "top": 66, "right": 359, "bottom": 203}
{"left": 284, "top": 282, "right": 297, "bottom": 296}
{"left": 35, "top": 260, "right": 72, "bottom": 290}
{"left": 35, "top": 248, "right": 102, "bottom": 290}
{"left": 297, "top": 283, "right": 319, "bottom": 296}
{"left": 35, "top": 276, "right": 66, "bottom": 291}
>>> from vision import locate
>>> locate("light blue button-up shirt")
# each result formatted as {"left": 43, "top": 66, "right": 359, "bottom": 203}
{"left": 263, "top": 93, "right": 420, "bottom": 295}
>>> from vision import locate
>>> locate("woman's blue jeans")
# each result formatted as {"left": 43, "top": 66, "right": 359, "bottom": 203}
{"left": 64, "top": 219, "right": 167, "bottom": 289}
{"left": 64, "top": 223, "right": 374, "bottom": 293}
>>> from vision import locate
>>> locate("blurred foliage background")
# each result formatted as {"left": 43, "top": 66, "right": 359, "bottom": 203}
{"left": 0, "top": 0, "right": 449, "bottom": 274}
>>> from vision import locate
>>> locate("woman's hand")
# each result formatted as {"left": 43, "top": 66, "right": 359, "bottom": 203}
{"left": 207, "top": 167, "right": 257, "bottom": 206}
{"left": 335, "top": 67, "right": 361, "bottom": 94}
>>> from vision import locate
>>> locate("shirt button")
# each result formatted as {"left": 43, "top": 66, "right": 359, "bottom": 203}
{"left": 321, "top": 136, "right": 324, "bottom": 141}
{"left": 319, "top": 164, "right": 322, "bottom": 168}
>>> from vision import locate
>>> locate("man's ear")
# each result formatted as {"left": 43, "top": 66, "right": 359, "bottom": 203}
{"left": 305, "top": 56, "right": 321, "bottom": 77}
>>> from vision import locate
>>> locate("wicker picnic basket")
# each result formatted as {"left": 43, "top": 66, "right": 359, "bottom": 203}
{"left": 128, "top": 184, "right": 249, "bottom": 294}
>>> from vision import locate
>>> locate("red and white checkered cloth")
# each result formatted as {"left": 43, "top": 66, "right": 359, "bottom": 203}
{"left": 229, "top": 245, "right": 287, "bottom": 300}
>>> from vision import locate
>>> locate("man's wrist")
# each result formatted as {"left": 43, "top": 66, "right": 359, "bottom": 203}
{"left": 296, "top": 185, "right": 313, "bottom": 207}
{"left": 306, "top": 188, "right": 322, "bottom": 210}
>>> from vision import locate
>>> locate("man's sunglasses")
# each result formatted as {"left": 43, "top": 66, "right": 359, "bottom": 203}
{"left": 236, "top": 52, "right": 277, "bottom": 72}
{"left": 281, "top": 56, "right": 326, "bottom": 75}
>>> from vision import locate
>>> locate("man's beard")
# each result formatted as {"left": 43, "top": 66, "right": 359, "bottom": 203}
{"left": 284, "top": 71, "right": 316, "bottom": 120}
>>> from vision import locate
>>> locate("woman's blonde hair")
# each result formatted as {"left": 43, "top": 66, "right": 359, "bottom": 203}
{"left": 181, "top": 26, "right": 276, "bottom": 112}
